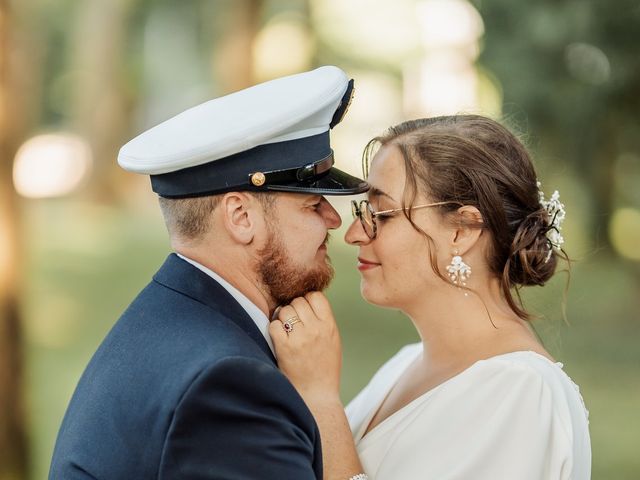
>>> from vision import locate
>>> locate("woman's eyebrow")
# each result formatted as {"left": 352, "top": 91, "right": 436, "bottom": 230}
{"left": 368, "top": 186, "right": 397, "bottom": 203}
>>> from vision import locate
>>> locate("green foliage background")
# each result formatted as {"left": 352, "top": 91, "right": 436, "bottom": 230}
{"left": 13, "top": 0, "right": 640, "bottom": 479}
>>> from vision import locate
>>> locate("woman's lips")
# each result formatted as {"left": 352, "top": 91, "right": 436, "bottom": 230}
{"left": 357, "top": 257, "right": 380, "bottom": 271}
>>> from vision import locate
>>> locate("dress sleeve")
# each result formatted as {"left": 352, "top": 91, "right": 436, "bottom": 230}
{"left": 372, "top": 359, "right": 574, "bottom": 480}
{"left": 158, "top": 356, "right": 320, "bottom": 480}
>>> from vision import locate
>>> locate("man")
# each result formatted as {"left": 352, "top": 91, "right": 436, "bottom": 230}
{"left": 49, "top": 66, "right": 368, "bottom": 479}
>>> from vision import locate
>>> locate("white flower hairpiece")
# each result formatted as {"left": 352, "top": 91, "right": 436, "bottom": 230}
{"left": 537, "top": 181, "right": 565, "bottom": 262}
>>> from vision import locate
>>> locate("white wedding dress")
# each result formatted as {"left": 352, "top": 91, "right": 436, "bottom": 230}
{"left": 346, "top": 344, "right": 591, "bottom": 480}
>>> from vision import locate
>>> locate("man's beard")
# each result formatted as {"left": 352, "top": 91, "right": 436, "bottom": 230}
{"left": 257, "top": 229, "right": 334, "bottom": 306}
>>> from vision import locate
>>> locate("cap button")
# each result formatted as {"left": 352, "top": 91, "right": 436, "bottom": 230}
{"left": 251, "top": 172, "right": 266, "bottom": 186}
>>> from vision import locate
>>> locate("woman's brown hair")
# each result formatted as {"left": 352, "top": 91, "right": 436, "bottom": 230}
{"left": 363, "top": 115, "right": 567, "bottom": 320}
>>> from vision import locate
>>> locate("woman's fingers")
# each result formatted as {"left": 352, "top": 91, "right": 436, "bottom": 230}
{"left": 268, "top": 317, "right": 288, "bottom": 349}
{"left": 277, "top": 305, "right": 300, "bottom": 325}
{"left": 305, "top": 291, "right": 336, "bottom": 325}
{"left": 270, "top": 294, "right": 343, "bottom": 399}
{"left": 273, "top": 306, "right": 302, "bottom": 342}
{"left": 289, "top": 297, "right": 318, "bottom": 324}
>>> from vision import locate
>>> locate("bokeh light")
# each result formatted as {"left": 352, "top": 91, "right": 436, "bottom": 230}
{"left": 416, "top": 0, "right": 484, "bottom": 51}
{"left": 253, "top": 13, "right": 314, "bottom": 81}
{"left": 13, "top": 133, "right": 92, "bottom": 198}
{"left": 407, "top": 0, "right": 484, "bottom": 116}
{"left": 609, "top": 208, "right": 640, "bottom": 261}
{"left": 311, "top": 0, "right": 419, "bottom": 63}
{"left": 565, "top": 42, "right": 611, "bottom": 86}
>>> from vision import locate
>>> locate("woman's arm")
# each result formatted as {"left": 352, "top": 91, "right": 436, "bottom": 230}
{"left": 270, "top": 292, "right": 366, "bottom": 480}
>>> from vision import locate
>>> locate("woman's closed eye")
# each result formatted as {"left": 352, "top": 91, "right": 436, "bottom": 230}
{"left": 375, "top": 212, "right": 394, "bottom": 222}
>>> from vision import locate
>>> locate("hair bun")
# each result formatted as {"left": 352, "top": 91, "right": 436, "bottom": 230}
{"left": 507, "top": 209, "right": 557, "bottom": 286}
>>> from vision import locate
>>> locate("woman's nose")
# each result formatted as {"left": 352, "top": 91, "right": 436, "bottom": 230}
{"left": 344, "top": 218, "right": 371, "bottom": 245}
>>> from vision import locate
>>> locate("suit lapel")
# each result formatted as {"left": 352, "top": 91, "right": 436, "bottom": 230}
{"left": 152, "top": 253, "right": 277, "bottom": 364}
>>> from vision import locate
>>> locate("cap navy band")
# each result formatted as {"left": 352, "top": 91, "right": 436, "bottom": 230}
{"left": 249, "top": 152, "right": 334, "bottom": 186}
{"left": 151, "top": 131, "right": 339, "bottom": 198}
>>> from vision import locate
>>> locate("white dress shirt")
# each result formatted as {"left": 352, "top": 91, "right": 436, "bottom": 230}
{"left": 176, "top": 253, "right": 275, "bottom": 356}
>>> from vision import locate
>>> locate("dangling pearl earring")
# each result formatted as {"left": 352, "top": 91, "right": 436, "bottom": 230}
{"left": 447, "top": 250, "right": 471, "bottom": 289}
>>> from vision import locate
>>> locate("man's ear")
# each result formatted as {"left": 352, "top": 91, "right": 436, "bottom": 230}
{"left": 220, "top": 192, "right": 261, "bottom": 245}
{"left": 449, "top": 205, "right": 484, "bottom": 256}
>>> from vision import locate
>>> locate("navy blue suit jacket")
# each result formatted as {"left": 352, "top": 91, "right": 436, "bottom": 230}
{"left": 50, "top": 254, "right": 322, "bottom": 479}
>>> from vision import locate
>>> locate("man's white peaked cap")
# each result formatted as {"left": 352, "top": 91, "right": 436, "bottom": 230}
{"left": 117, "top": 66, "right": 368, "bottom": 198}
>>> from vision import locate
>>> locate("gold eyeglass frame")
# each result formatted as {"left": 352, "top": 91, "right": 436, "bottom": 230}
{"left": 351, "top": 199, "right": 464, "bottom": 239}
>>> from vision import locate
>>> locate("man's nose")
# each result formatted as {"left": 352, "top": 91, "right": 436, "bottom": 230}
{"left": 321, "top": 198, "right": 342, "bottom": 229}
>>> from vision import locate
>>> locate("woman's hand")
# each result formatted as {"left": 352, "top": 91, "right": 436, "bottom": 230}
{"left": 271, "top": 292, "right": 365, "bottom": 479}
{"left": 269, "top": 291, "right": 342, "bottom": 405}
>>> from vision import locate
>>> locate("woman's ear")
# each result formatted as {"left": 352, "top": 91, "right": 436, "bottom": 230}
{"left": 220, "top": 192, "right": 260, "bottom": 245}
{"left": 449, "top": 205, "right": 484, "bottom": 256}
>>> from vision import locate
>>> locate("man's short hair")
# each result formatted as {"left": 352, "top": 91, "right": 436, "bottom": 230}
{"left": 158, "top": 193, "right": 276, "bottom": 241}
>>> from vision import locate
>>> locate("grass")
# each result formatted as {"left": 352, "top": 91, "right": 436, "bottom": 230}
{"left": 24, "top": 199, "right": 640, "bottom": 479}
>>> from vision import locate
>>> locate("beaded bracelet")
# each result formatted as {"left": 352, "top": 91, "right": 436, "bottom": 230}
{"left": 348, "top": 474, "right": 369, "bottom": 480}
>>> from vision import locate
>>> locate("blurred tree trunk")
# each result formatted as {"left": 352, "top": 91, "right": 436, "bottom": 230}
{"left": 212, "top": 0, "right": 263, "bottom": 93}
{"left": 0, "top": 1, "right": 29, "bottom": 478}
{"left": 70, "top": 0, "right": 137, "bottom": 203}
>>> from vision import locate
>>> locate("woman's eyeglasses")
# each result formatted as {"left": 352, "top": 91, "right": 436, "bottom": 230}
{"left": 351, "top": 199, "right": 463, "bottom": 239}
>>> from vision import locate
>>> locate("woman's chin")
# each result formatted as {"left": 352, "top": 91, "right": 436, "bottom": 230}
{"left": 360, "top": 282, "right": 391, "bottom": 308}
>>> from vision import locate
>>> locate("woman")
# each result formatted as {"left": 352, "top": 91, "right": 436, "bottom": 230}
{"left": 269, "top": 115, "right": 591, "bottom": 480}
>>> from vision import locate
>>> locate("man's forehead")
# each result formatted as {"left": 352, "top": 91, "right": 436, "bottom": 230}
{"left": 277, "top": 192, "right": 322, "bottom": 202}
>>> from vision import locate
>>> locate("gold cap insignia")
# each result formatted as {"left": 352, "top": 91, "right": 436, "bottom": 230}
{"left": 251, "top": 172, "right": 266, "bottom": 186}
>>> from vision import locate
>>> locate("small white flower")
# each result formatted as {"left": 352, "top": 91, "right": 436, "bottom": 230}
{"left": 537, "top": 181, "right": 566, "bottom": 261}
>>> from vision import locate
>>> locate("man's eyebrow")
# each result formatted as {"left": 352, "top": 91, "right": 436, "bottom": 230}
{"left": 303, "top": 194, "right": 322, "bottom": 202}
{"left": 368, "top": 187, "right": 397, "bottom": 203}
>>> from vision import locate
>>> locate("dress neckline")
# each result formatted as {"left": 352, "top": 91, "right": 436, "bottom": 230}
{"left": 356, "top": 347, "right": 564, "bottom": 442}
